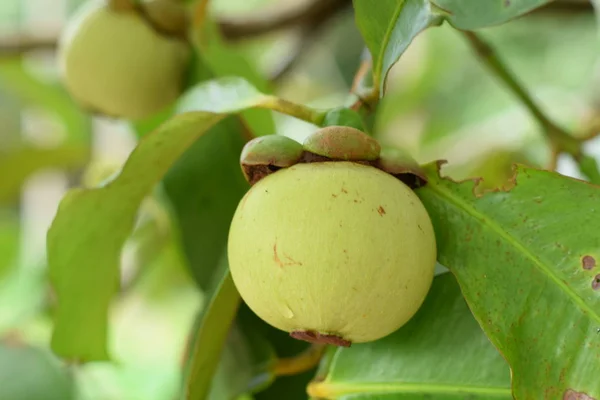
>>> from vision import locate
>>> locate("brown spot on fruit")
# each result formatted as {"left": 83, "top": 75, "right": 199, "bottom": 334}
{"left": 377, "top": 206, "right": 386, "bottom": 216}
{"left": 593, "top": 275, "right": 600, "bottom": 291}
{"left": 273, "top": 243, "right": 302, "bottom": 268}
{"left": 290, "top": 330, "right": 351, "bottom": 347}
{"left": 563, "top": 389, "right": 596, "bottom": 400}
{"left": 582, "top": 255, "right": 596, "bottom": 270}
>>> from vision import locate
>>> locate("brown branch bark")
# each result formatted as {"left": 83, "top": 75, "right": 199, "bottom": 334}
{"left": 0, "top": 36, "right": 56, "bottom": 57}
{"left": 218, "top": 0, "right": 351, "bottom": 40}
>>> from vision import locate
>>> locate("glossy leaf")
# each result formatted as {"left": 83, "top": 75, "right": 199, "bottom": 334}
{"left": 417, "top": 164, "right": 600, "bottom": 399}
{"left": 308, "top": 273, "right": 511, "bottom": 399}
{"left": 353, "top": 0, "right": 442, "bottom": 95}
{"left": 0, "top": 343, "right": 75, "bottom": 400}
{"left": 433, "top": 0, "right": 552, "bottom": 30}
{"left": 183, "top": 262, "right": 241, "bottom": 400}
{"left": 48, "top": 77, "right": 280, "bottom": 361}
{"left": 48, "top": 112, "right": 228, "bottom": 361}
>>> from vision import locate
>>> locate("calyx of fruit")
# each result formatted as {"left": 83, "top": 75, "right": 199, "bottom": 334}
{"left": 302, "top": 126, "right": 380, "bottom": 161}
{"left": 240, "top": 135, "right": 304, "bottom": 185}
{"left": 58, "top": 0, "right": 191, "bottom": 120}
{"left": 228, "top": 126, "right": 436, "bottom": 346}
{"left": 228, "top": 161, "right": 437, "bottom": 346}
{"left": 239, "top": 126, "right": 427, "bottom": 188}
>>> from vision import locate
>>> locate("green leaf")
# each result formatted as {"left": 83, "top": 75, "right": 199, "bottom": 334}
{"left": 0, "top": 343, "right": 75, "bottom": 400}
{"left": 308, "top": 273, "right": 510, "bottom": 399}
{"left": 48, "top": 112, "right": 227, "bottom": 361}
{"left": 177, "top": 77, "right": 270, "bottom": 115}
{"left": 0, "top": 145, "right": 89, "bottom": 204}
{"left": 322, "top": 107, "right": 367, "bottom": 132}
{"left": 183, "top": 262, "right": 241, "bottom": 400}
{"left": 207, "top": 320, "right": 276, "bottom": 400}
{"left": 162, "top": 118, "right": 249, "bottom": 288}
{"left": 417, "top": 164, "right": 600, "bottom": 399}
{"left": 433, "top": 0, "right": 552, "bottom": 30}
{"left": 353, "top": 0, "right": 442, "bottom": 95}
{"left": 166, "top": 77, "right": 269, "bottom": 288}
{"left": 48, "top": 77, "right": 277, "bottom": 361}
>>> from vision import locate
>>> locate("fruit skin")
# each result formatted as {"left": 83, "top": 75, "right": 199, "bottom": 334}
{"left": 58, "top": 0, "right": 190, "bottom": 120}
{"left": 227, "top": 161, "right": 437, "bottom": 344}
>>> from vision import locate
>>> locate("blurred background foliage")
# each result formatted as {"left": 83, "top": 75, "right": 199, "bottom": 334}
{"left": 1, "top": 0, "right": 600, "bottom": 399}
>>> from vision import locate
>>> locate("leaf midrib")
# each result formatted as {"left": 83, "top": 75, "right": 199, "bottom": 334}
{"left": 309, "top": 381, "right": 512, "bottom": 398}
{"left": 375, "top": 0, "right": 406, "bottom": 90}
{"left": 426, "top": 182, "right": 600, "bottom": 324}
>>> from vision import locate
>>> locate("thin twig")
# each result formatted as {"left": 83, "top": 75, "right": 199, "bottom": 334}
{"left": 463, "top": 31, "right": 600, "bottom": 183}
{"left": 272, "top": 344, "right": 327, "bottom": 376}
{"left": 463, "top": 32, "right": 580, "bottom": 154}
{"left": 0, "top": 37, "right": 56, "bottom": 57}
{"left": 268, "top": 4, "right": 351, "bottom": 83}
{"left": 0, "top": 0, "right": 349, "bottom": 57}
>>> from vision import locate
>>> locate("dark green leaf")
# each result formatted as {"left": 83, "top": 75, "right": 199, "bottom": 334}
{"left": 308, "top": 273, "right": 510, "bottom": 399}
{"left": 255, "top": 370, "right": 316, "bottom": 400}
{"left": 0, "top": 343, "right": 75, "bottom": 400}
{"left": 183, "top": 262, "right": 241, "bottom": 400}
{"left": 433, "top": 0, "right": 552, "bottom": 30}
{"left": 353, "top": 0, "right": 442, "bottom": 95}
{"left": 417, "top": 164, "right": 600, "bottom": 399}
{"left": 208, "top": 320, "right": 276, "bottom": 400}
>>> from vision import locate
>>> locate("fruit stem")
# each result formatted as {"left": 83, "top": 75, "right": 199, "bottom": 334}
{"left": 272, "top": 344, "right": 327, "bottom": 376}
{"left": 463, "top": 31, "right": 600, "bottom": 184}
{"left": 261, "top": 96, "right": 327, "bottom": 126}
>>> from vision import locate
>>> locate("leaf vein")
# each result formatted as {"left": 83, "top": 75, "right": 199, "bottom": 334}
{"left": 376, "top": 0, "right": 406, "bottom": 89}
{"left": 428, "top": 182, "right": 600, "bottom": 324}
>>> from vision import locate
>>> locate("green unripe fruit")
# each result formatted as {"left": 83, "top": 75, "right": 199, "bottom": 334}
{"left": 228, "top": 161, "right": 437, "bottom": 345}
{"left": 58, "top": 0, "right": 190, "bottom": 120}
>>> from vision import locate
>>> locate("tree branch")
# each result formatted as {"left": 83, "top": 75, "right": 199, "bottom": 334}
{"left": 533, "top": 0, "right": 593, "bottom": 15}
{"left": 463, "top": 31, "right": 600, "bottom": 184}
{"left": 219, "top": 0, "right": 351, "bottom": 40}
{"left": 0, "top": 36, "right": 56, "bottom": 57}
{"left": 0, "top": 0, "right": 351, "bottom": 57}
